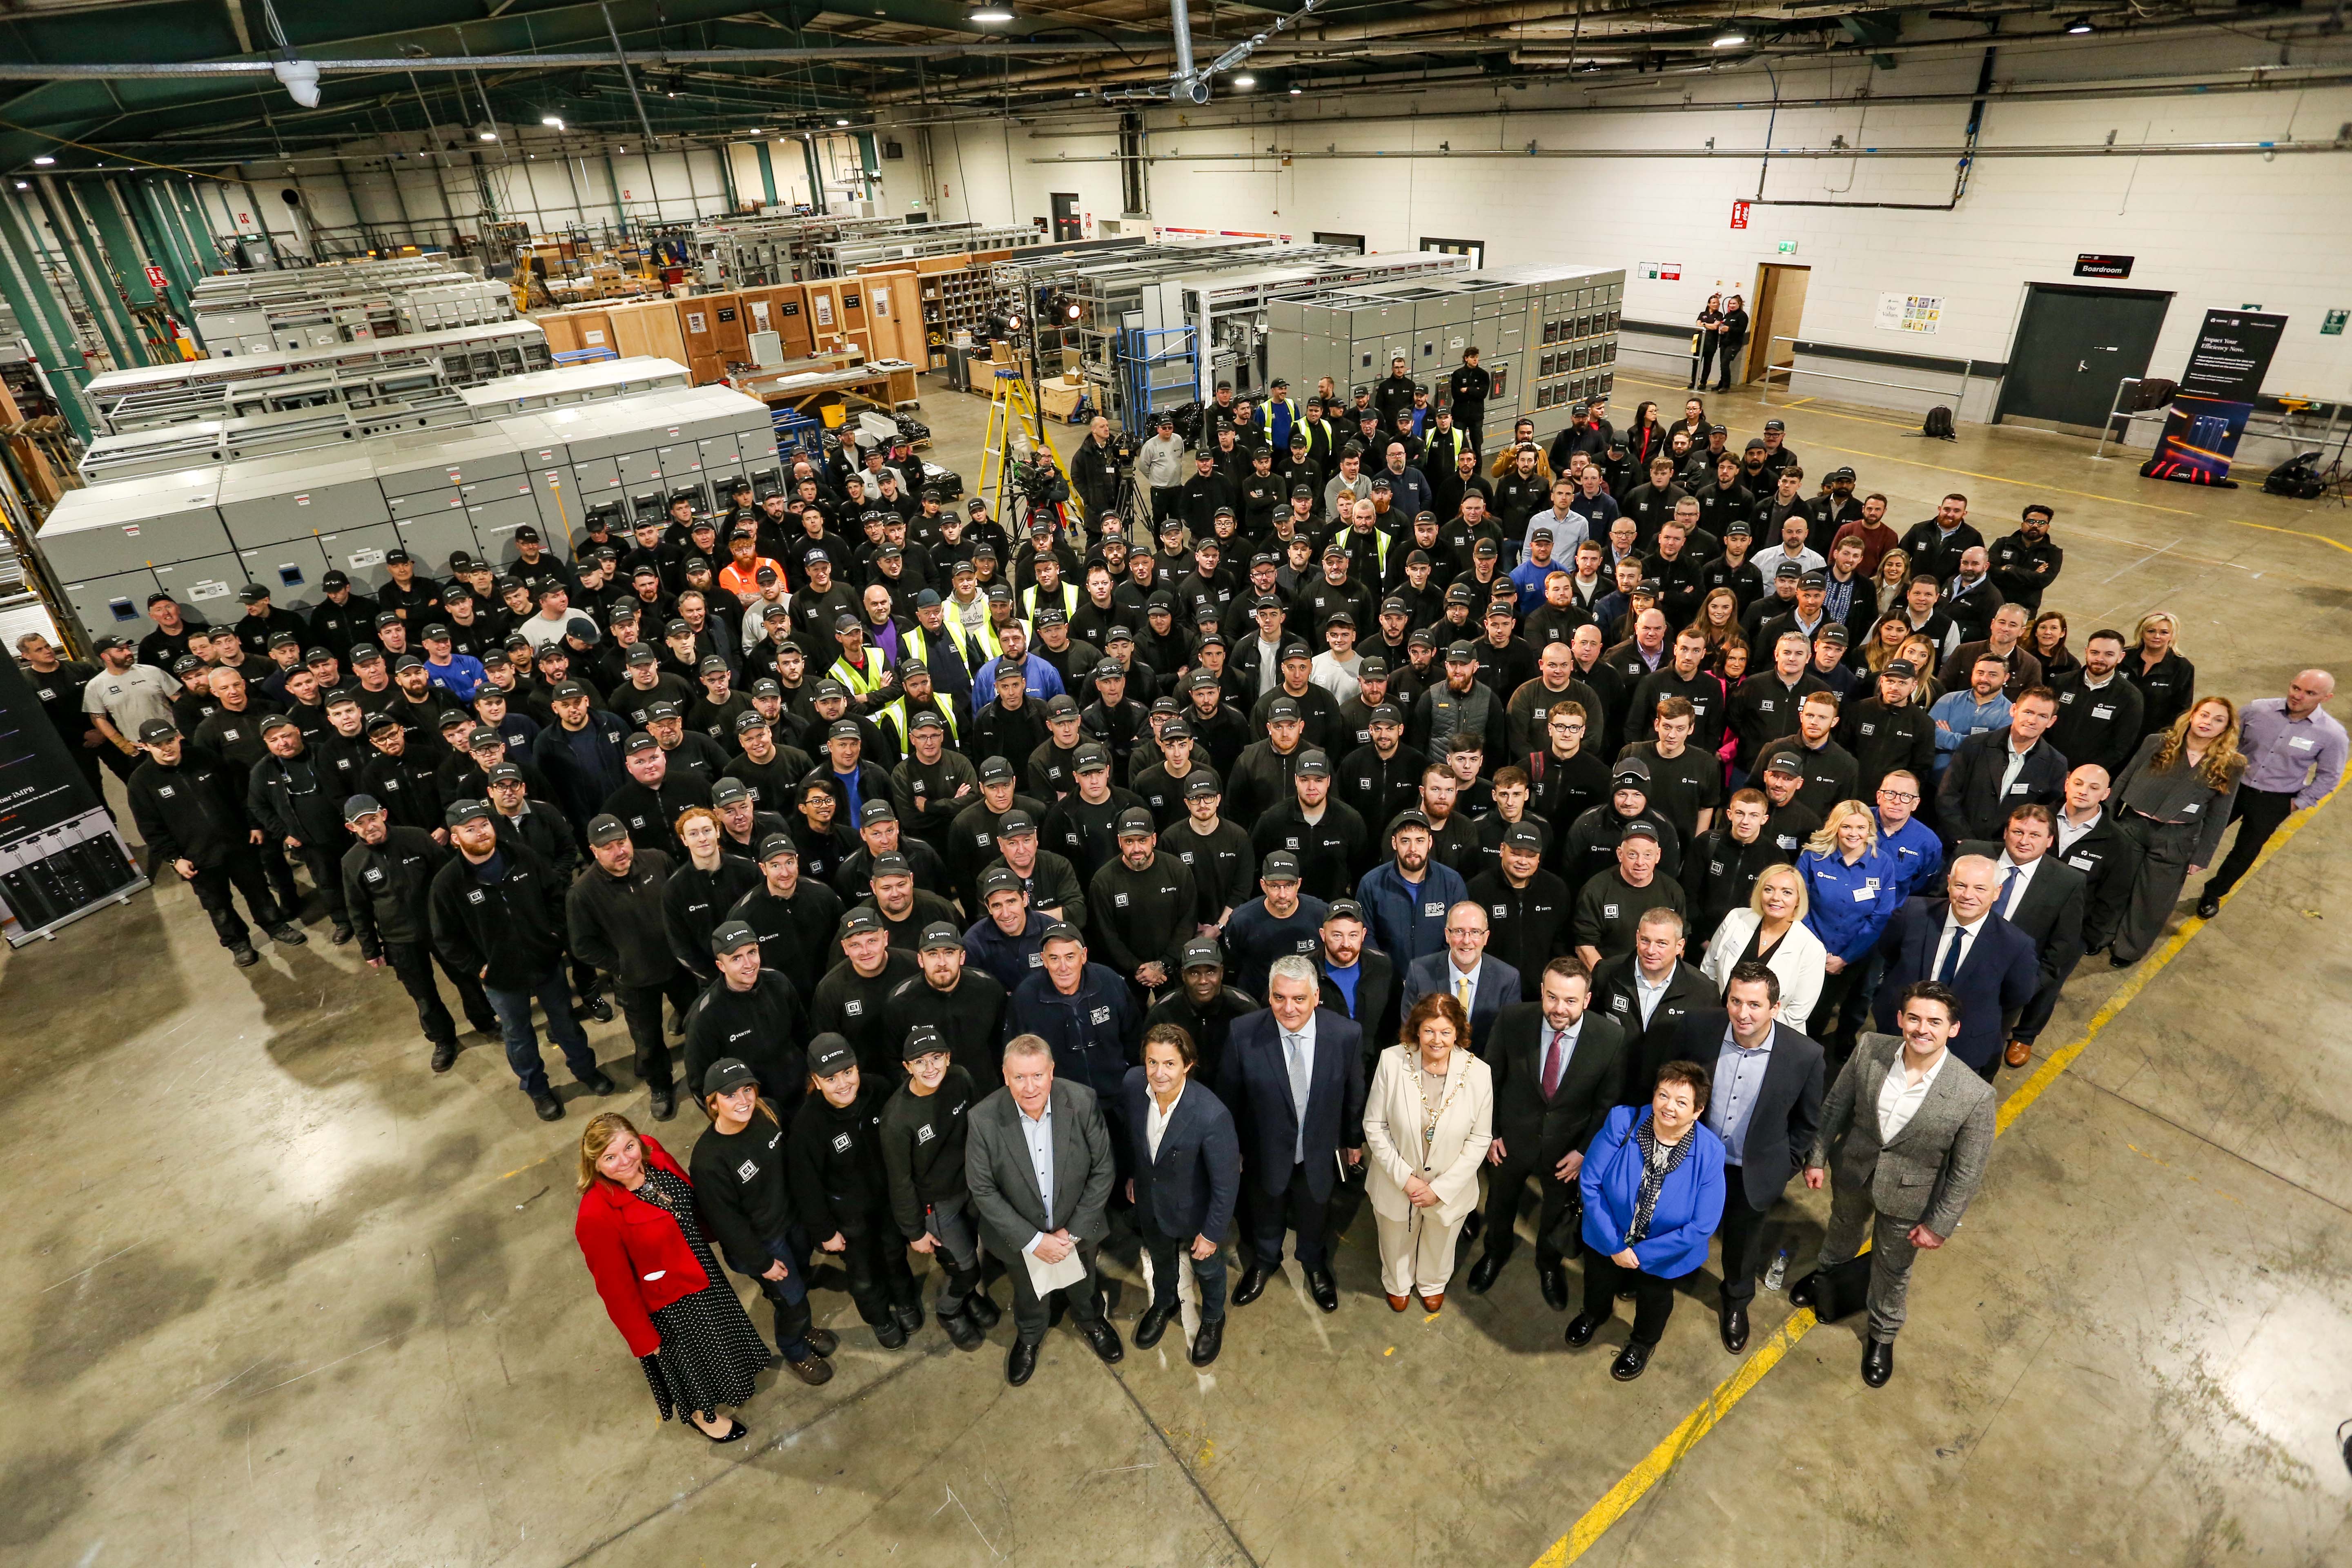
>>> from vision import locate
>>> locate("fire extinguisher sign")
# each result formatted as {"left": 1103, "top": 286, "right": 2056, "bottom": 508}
{"left": 145, "top": 264, "right": 168, "bottom": 292}
{"left": 1730, "top": 200, "right": 1751, "bottom": 229}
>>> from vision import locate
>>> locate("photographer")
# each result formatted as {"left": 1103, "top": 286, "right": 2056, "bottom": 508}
{"left": 1071, "top": 416, "right": 1126, "bottom": 523}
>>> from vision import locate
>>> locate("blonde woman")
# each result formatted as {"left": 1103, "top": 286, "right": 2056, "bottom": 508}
{"left": 1896, "top": 634, "right": 1945, "bottom": 703}
{"left": 1795, "top": 801, "right": 1902, "bottom": 1054}
{"left": 2125, "top": 611, "right": 2195, "bottom": 744}
{"left": 1362, "top": 991, "right": 1494, "bottom": 1314}
{"left": 2107, "top": 697, "right": 2245, "bottom": 965}
{"left": 1700, "top": 864, "right": 1827, "bottom": 1033}
{"left": 1871, "top": 548, "right": 1912, "bottom": 616}
{"left": 573, "top": 1112, "right": 767, "bottom": 1443}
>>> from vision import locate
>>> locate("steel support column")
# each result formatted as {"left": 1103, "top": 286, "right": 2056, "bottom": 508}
{"left": 0, "top": 188, "right": 97, "bottom": 439}
{"left": 32, "top": 177, "right": 145, "bottom": 370}
{"left": 755, "top": 141, "right": 778, "bottom": 206}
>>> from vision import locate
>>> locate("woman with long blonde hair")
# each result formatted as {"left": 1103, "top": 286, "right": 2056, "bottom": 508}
{"left": 2124, "top": 610, "right": 2195, "bottom": 745}
{"left": 1871, "top": 548, "right": 1912, "bottom": 615}
{"left": 1794, "top": 800, "right": 1902, "bottom": 1056}
{"left": 2106, "top": 696, "right": 2245, "bottom": 965}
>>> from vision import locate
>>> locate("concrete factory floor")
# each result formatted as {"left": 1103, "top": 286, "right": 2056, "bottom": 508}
{"left": 7, "top": 370, "right": 2351, "bottom": 1568}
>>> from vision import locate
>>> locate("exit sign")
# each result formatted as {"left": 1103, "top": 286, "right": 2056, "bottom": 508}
{"left": 1776, "top": 240, "right": 1799, "bottom": 256}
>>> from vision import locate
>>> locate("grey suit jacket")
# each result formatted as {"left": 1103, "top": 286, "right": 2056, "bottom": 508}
{"left": 1810, "top": 1031, "right": 1995, "bottom": 1237}
{"left": 964, "top": 1079, "right": 1117, "bottom": 1259}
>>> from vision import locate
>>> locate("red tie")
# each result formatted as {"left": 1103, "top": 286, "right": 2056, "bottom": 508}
{"left": 1542, "top": 1028, "right": 1566, "bottom": 1100}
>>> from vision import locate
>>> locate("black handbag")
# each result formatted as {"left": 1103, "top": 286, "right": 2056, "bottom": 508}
{"left": 1795, "top": 1253, "right": 1875, "bottom": 1323}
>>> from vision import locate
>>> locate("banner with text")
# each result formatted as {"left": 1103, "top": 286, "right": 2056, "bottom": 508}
{"left": 2141, "top": 309, "right": 2287, "bottom": 487}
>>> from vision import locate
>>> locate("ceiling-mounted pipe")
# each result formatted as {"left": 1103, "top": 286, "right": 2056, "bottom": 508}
{"left": 1028, "top": 136, "right": 2351, "bottom": 163}
{"left": 598, "top": 0, "right": 661, "bottom": 149}
{"left": 0, "top": 44, "right": 1142, "bottom": 81}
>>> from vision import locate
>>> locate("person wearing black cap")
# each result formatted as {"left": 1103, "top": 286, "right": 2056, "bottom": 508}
{"left": 340, "top": 794, "right": 495, "bottom": 1065}
{"left": 531, "top": 682, "right": 630, "bottom": 838}
{"left": 359, "top": 708, "right": 447, "bottom": 840}
{"left": 1221, "top": 849, "right": 1331, "bottom": 1000}
{"left": 942, "top": 757, "right": 1042, "bottom": 904}
{"left": 1729, "top": 630, "right": 1832, "bottom": 776}
{"left": 680, "top": 920, "right": 808, "bottom": 1127}
{"left": 1040, "top": 743, "right": 1143, "bottom": 884}
{"left": 855, "top": 847, "right": 960, "bottom": 951}
{"left": 374, "top": 549, "right": 443, "bottom": 626}
{"left": 1027, "top": 693, "right": 1088, "bottom": 802}
{"left": 245, "top": 715, "right": 355, "bottom": 942}
{"left": 1559, "top": 757, "right": 1684, "bottom": 897}
{"left": 720, "top": 703, "right": 814, "bottom": 809}
{"left": 1572, "top": 818, "right": 1689, "bottom": 969}
{"left": 835, "top": 797, "right": 953, "bottom": 902}
{"left": 1087, "top": 808, "right": 1199, "bottom": 1001}
{"left": 1754, "top": 690, "right": 1862, "bottom": 817}
{"left": 1840, "top": 658, "right": 1940, "bottom": 802}
{"left": 720, "top": 830, "right": 841, "bottom": 1002}
{"left": 811, "top": 908, "right": 922, "bottom": 1079}
{"left": 688, "top": 1056, "right": 840, "bottom": 1386}
{"left": 1468, "top": 819, "right": 1573, "bottom": 988}
{"left": 1077, "top": 658, "right": 1150, "bottom": 779}
{"left": 996, "top": 915, "right": 1135, "bottom": 1108}
{"left": 787, "top": 1035, "right": 927, "bottom": 1348}
{"left": 124, "top": 716, "right": 300, "bottom": 967}
{"left": 431, "top": 800, "right": 612, "bottom": 1119}
{"left": 1136, "top": 938, "right": 1253, "bottom": 1089}
{"left": 878, "top": 920, "right": 1006, "bottom": 1085}
{"left": 599, "top": 731, "right": 712, "bottom": 858}
{"left": 1250, "top": 748, "right": 1370, "bottom": 904}
{"left": 225, "top": 581, "right": 306, "bottom": 661}
{"left": 878, "top": 1024, "right": 998, "bottom": 1352}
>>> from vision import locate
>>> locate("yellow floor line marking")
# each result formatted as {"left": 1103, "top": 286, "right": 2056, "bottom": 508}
{"left": 2229, "top": 518, "right": 2352, "bottom": 557}
{"left": 1532, "top": 784, "right": 2340, "bottom": 1564}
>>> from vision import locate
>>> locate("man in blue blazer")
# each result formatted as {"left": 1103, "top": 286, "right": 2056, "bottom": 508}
{"left": 1216, "top": 953, "right": 1367, "bottom": 1313}
{"left": 1118, "top": 1027, "right": 1243, "bottom": 1368}
{"left": 1400, "top": 899, "right": 1524, "bottom": 1061}
{"left": 1870, "top": 854, "right": 2038, "bottom": 1082}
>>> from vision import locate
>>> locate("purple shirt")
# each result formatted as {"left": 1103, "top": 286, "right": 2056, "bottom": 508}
{"left": 2235, "top": 697, "right": 2347, "bottom": 807}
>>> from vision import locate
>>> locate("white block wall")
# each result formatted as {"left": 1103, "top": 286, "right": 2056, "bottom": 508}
{"left": 879, "top": 36, "right": 2352, "bottom": 449}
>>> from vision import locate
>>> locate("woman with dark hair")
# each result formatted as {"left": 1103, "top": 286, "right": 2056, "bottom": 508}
{"left": 1692, "top": 295, "right": 1726, "bottom": 390}
{"left": 1690, "top": 587, "right": 1743, "bottom": 667}
{"left": 2107, "top": 696, "right": 2245, "bottom": 966}
{"left": 574, "top": 1111, "right": 768, "bottom": 1442}
{"left": 1624, "top": 401, "right": 1666, "bottom": 472}
{"left": 1363, "top": 991, "right": 1495, "bottom": 1313}
{"left": 2029, "top": 610, "right": 2079, "bottom": 682}
{"left": 1566, "top": 1059, "right": 1726, "bottom": 1380}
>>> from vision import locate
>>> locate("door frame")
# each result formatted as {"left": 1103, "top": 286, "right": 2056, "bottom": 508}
{"left": 1991, "top": 281, "right": 2175, "bottom": 430}
{"left": 1049, "top": 192, "right": 1082, "bottom": 243}
{"left": 1744, "top": 262, "right": 1811, "bottom": 385}
{"left": 1421, "top": 236, "right": 1486, "bottom": 267}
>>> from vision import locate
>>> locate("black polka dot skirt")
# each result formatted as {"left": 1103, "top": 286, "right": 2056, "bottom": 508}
{"left": 630, "top": 1166, "right": 769, "bottom": 1423}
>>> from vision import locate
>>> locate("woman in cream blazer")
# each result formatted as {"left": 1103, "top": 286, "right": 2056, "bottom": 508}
{"left": 1362, "top": 991, "right": 1495, "bottom": 1313}
{"left": 1699, "top": 863, "right": 1827, "bottom": 1033}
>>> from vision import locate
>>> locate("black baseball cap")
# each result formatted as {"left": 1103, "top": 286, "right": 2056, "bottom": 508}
{"left": 808, "top": 1034, "right": 858, "bottom": 1077}
{"left": 708, "top": 919, "right": 760, "bottom": 956}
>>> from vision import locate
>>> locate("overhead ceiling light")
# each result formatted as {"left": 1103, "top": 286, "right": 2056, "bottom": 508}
{"left": 475, "top": 122, "right": 498, "bottom": 141}
{"left": 542, "top": 115, "right": 565, "bottom": 129}
{"left": 11, "top": 181, "right": 23, "bottom": 189}
{"left": 836, "top": 118, "right": 852, "bottom": 126}
{"left": 32, "top": 154, "right": 54, "bottom": 165}
{"left": 1289, "top": 84, "right": 1303, "bottom": 94}
{"left": 1713, "top": 32, "right": 1746, "bottom": 47}
{"left": 2065, "top": 15, "right": 2094, "bottom": 31}
{"left": 1233, "top": 74, "right": 1256, "bottom": 88}
{"left": 968, "top": 2, "right": 1016, "bottom": 21}
{"left": 272, "top": 56, "right": 321, "bottom": 109}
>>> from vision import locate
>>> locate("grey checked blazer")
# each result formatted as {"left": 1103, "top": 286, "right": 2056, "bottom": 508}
{"left": 1810, "top": 1031, "right": 1995, "bottom": 1237}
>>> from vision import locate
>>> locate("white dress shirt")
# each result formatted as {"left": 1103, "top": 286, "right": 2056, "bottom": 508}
{"left": 1992, "top": 852, "right": 2042, "bottom": 918}
{"left": 1145, "top": 1082, "right": 1183, "bottom": 1162}
{"left": 2055, "top": 807, "right": 2101, "bottom": 854}
{"left": 1876, "top": 1046, "right": 1949, "bottom": 1142}
{"left": 1933, "top": 911, "right": 1990, "bottom": 979}
{"left": 1633, "top": 965, "right": 1673, "bottom": 1027}
{"left": 1997, "top": 736, "right": 2036, "bottom": 800}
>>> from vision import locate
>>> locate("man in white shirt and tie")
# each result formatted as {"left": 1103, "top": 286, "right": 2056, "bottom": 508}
{"left": 1401, "top": 901, "right": 1525, "bottom": 1062}
{"left": 1468, "top": 959, "right": 1629, "bottom": 1307}
{"left": 1955, "top": 804, "right": 2087, "bottom": 1068}
{"left": 1800, "top": 979, "right": 1995, "bottom": 1388}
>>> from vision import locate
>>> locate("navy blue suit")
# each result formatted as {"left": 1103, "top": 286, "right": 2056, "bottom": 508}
{"left": 1399, "top": 951, "right": 1524, "bottom": 1062}
{"left": 1216, "top": 1005, "right": 1367, "bottom": 1269}
{"left": 1118, "top": 1068, "right": 1242, "bottom": 1243}
{"left": 1870, "top": 896, "right": 2040, "bottom": 1077}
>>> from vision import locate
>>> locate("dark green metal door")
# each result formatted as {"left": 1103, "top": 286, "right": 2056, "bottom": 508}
{"left": 1995, "top": 283, "right": 2172, "bottom": 432}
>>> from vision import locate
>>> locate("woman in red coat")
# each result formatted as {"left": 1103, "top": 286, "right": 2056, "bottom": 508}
{"left": 575, "top": 1112, "right": 768, "bottom": 1442}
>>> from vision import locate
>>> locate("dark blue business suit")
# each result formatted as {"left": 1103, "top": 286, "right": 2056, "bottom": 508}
{"left": 1118, "top": 1066, "right": 1243, "bottom": 1321}
{"left": 1216, "top": 1005, "right": 1367, "bottom": 1269}
{"left": 1400, "top": 951, "right": 1524, "bottom": 1062}
{"left": 1870, "top": 896, "right": 2040, "bottom": 1080}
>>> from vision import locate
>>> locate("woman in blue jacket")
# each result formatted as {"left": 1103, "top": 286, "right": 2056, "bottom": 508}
{"left": 1568, "top": 1058, "right": 1726, "bottom": 1382}
{"left": 1795, "top": 800, "right": 1902, "bottom": 1058}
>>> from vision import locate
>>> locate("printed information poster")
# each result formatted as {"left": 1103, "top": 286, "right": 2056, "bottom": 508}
{"left": 1874, "top": 294, "right": 1944, "bottom": 334}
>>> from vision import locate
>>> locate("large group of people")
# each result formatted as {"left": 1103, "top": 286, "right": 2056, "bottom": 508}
{"left": 24, "top": 363, "right": 2343, "bottom": 1445}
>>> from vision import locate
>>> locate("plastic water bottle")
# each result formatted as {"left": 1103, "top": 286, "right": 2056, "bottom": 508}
{"left": 1763, "top": 1245, "right": 1791, "bottom": 1292}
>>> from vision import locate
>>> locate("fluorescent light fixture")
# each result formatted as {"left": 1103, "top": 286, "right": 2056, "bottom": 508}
{"left": 1713, "top": 32, "right": 1746, "bottom": 47}
{"left": 836, "top": 118, "right": 852, "bottom": 126}
{"left": 1233, "top": 74, "right": 1256, "bottom": 88}
{"left": 968, "top": 2, "right": 1016, "bottom": 21}
{"left": 2065, "top": 15, "right": 2094, "bottom": 31}
{"left": 32, "top": 154, "right": 54, "bottom": 165}
{"left": 1290, "top": 85, "right": 1303, "bottom": 95}
{"left": 11, "top": 181, "right": 24, "bottom": 189}
{"left": 542, "top": 116, "right": 565, "bottom": 129}
{"left": 476, "top": 122, "right": 499, "bottom": 141}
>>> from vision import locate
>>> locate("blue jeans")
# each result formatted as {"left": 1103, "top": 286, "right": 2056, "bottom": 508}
{"left": 482, "top": 965, "right": 599, "bottom": 1097}
{"left": 760, "top": 1233, "right": 816, "bottom": 1359}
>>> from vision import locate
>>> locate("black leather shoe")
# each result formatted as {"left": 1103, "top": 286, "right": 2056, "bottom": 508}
{"left": 581, "top": 993, "right": 615, "bottom": 1024}
{"left": 1564, "top": 1312, "right": 1603, "bottom": 1349}
{"left": 891, "top": 1302, "right": 924, "bottom": 1336}
{"left": 1006, "top": 1339, "right": 1039, "bottom": 1386}
{"left": 265, "top": 922, "right": 307, "bottom": 945}
{"left": 1540, "top": 1262, "right": 1569, "bottom": 1312}
{"left": 1306, "top": 1267, "right": 1339, "bottom": 1312}
{"left": 330, "top": 923, "right": 354, "bottom": 946}
{"left": 1862, "top": 1338, "right": 1895, "bottom": 1387}
{"left": 1081, "top": 1319, "right": 1125, "bottom": 1364}
{"left": 1720, "top": 1301, "right": 1751, "bottom": 1354}
{"left": 806, "top": 1328, "right": 840, "bottom": 1357}
{"left": 695, "top": 1414, "right": 751, "bottom": 1444}
{"left": 1788, "top": 1272, "right": 1818, "bottom": 1309}
{"left": 1133, "top": 1301, "right": 1178, "bottom": 1349}
{"left": 1466, "top": 1253, "right": 1506, "bottom": 1295}
{"left": 1610, "top": 1341, "right": 1653, "bottom": 1381}
{"left": 874, "top": 1316, "right": 908, "bottom": 1350}
{"left": 530, "top": 1090, "right": 564, "bottom": 1122}
{"left": 963, "top": 1292, "right": 1001, "bottom": 1332}
{"left": 430, "top": 1040, "right": 458, "bottom": 1073}
{"left": 1232, "top": 1265, "right": 1270, "bottom": 1306}
{"left": 650, "top": 1088, "right": 676, "bottom": 1121}
{"left": 1189, "top": 1316, "right": 1224, "bottom": 1367}
{"left": 231, "top": 943, "right": 261, "bottom": 969}
{"left": 942, "top": 1310, "right": 984, "bottom": 1352}
{"left": 581, "top": 1069, "right": 619, "bottom": 1096}
{"left": 2196, "top": 895, "right": 2221, "bottom": 919}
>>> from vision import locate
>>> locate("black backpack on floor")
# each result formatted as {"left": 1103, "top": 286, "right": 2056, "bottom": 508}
{"left": 1922, "top": 406, "right": 1956, "bottom": 440}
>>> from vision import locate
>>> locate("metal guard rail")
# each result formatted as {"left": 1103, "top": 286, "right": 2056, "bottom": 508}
{"left": 1760, "top": 334, "right": 1970, "bottom": 413}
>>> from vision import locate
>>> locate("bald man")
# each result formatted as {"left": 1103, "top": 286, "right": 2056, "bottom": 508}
{"left": 1868, "top": 855, "right": 2040, "bottom": 1081}
{"left": 2197, "top": 669, "right": 2343, "bottom": 916}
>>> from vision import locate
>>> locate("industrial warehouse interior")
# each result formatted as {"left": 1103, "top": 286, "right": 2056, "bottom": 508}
{"left": 1, "top": 1, "right": 2348, "bottom": 1564}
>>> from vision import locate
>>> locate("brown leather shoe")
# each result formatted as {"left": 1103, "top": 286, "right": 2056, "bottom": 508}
{"left": 1386, "top": 1292, "right": 1410, "bottom": 1312}
{"left": 2004, "top": 1037, "right": 2032, "bottom": 1068}
{"left": 1421, "top": 1292, "right": 1444, "bottom": 1314}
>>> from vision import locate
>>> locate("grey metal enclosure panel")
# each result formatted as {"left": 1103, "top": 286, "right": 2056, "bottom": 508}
{"left": 563, "top": 456, "right": 624, "bottom": 501}
{"left": 614, "top": 448, "right": 665, "bottom": 491}
{"left": 239, "top": 538, "right": 335, "bottom": 610}
{"left": 219, "top": 476, "right": 390, "bottom": 549}
{"left": 459, "top": 470, "right": 536, "bottom": 507}
{"left": 697, "top": 434, "right": 743, "bottom": 475}
{"left": 388, "top": 486, "right": 466, "bottom": 523}
{"left": 466, "top": 496, "right": 543, "bottom": 560}
{"left": 60, "top": 566, "right": 167, "bottom": 643}
{"left": 392, "top": 510, "right": 487, "bottom": 576}
{"left": 655, "top": 443, "right": 705, "bottom": 486}
{"left": 151, "top": 550, "right": 249, "bottom": 614}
